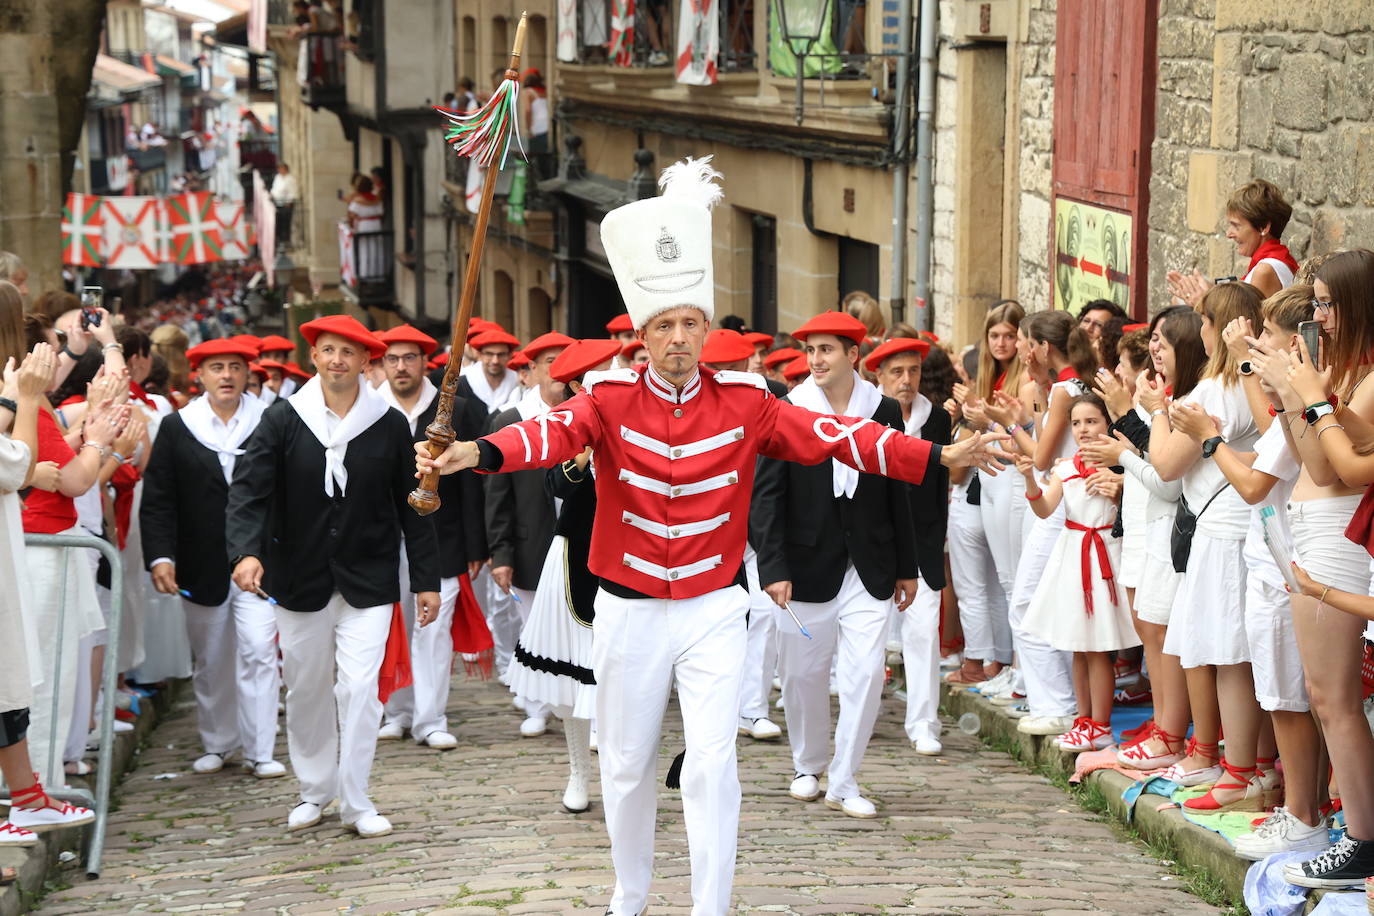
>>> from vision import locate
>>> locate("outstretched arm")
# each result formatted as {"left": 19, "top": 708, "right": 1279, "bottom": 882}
{"left": 416, "top": 391, "right": 605, "bottom": 478}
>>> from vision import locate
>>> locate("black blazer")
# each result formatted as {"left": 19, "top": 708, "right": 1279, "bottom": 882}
{"left": 547, "top": 459, "right": 597, "bottom": 624}
{"left": 139, "top": 413, "right": 239, "bottom": 606}
{"left": 909, "top": 403, "right": 952, "bottom": 589}
{"left": 225, "top": 399, "right": 441, "bottom": 612}
{"left": 751, "top": 395, "right": 917, "bottom": 603}
{"left": 484, "top": 405, "right": 558, "bottom": 591}
{"left": 411, "top": 393, "right": 490, "bottom": 577}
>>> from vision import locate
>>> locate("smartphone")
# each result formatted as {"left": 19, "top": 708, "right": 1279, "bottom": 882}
{"left": 80, "top": 285, "right": 102, "bottom": 330}
{"left": 1213, "top": 276, "right": 1238, "bottom": 285}
{"left": 1298, "top": 320, "right": 1323, "bottom": 367}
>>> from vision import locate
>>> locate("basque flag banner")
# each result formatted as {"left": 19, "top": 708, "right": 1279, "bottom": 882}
{"left": 216, "top": 201, "right": 251, "bottom": 261}
{"left": 102, "top": 197, "right": 165, "bottom": 270}
{"left": 62, "top": 193, "right": 105, "bottom": 267}
{"left": 167, "top": 191, "right": 224, "bottom": 265}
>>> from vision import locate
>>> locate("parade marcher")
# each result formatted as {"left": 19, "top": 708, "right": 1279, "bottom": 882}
{"left": 867, "top": 337, "right": 951, "bottom": 755}
{"left": 375, "top": 324, "right": 488, "bottom": 750}
{"left": 485, "top": 330, "right": 574, "bottom": 737}
{"left": 416, "top": 157, "right": 1004, "bottom": 916}
{"left": 461, "top": 328, "right": 521, "bottom": 413}
{"left": 508, "top": 338, "right": 621, "bottom": 813}
{"left": 140, "top": 338, "right": 284, "bottom": 778}
{"left": 764, "top": 347, "right": 802, "bottom": 386}
{"left": 606, "top": 313, "right": 636, "bottom": 352}
{"left": 227, "top": 314, "right": 441, "bottom": 838}
{"left": 753, "top": 311, "right": 918, "bottom": 817}
{"left": 258, "top": 334, "right": 295, "bottom": 365}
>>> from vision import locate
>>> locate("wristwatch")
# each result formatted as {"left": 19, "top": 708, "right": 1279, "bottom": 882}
{"left": 1239, "top": 360, "right": 1254, "bottom": 376}
{"left": 1304, "top": 402, "right": 1336, "bottom": 426}
{"left": 1201, "top": 436, "right": 1224, "bottom": 459}
{"left": 0, "top": 396, "right": 16, "bottom": 414}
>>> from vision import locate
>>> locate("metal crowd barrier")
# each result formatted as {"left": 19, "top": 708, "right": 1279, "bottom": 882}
{"left": 20, "top": 533, "right": 124, "bottom": 879}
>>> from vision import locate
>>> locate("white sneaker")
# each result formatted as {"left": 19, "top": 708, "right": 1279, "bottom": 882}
{"left": 912, "top": 735, "right": 943, "bottom": 756}
{"left": 0, "top": 821, "right": 36, "bottom": 847}
{"left": 775, "top": 694, "right": 785, "bottom": 710}
{"left": 772, "top": 676, "right": 782, "bottom": 691}
{"left": 973, "top": 668, "right": 1012, "bottom": 695}
{"left": 377, "top": 722, "right": 406, "bottom": 740}
{"left": 422, "top": 731, "right": 458, "bottom": 750}
{"left": 825, "top": 794, "right": 878, "bottom": 818}
{"left": 1016, "top": 715, "right": 1076, "bottom": 736}
{"left": 789, "top": 774, "right": 821, "bottom": 801}
{"left": 249, "top": 760, "right": 287, "bottom": 779}
{"left": 1005, "top": 704, "right": 1030, "bottom": 719}
{"left": 8, "top": 801, "right": 94, "bottom": 832}
{"left": 112, "top": 720, "right": 134, "bottom": 734}
{"left": 738, "top": 716, "right": 782, "bottom": 740}
{"left": 287, "top": 802, "right": 323, "bottom": 831}
{"left": 939, "top": 653, "right": 962, "bottom": 671}
{"left": 1234, "top": 807, "right": 1330, "bottom": 861}
{"left": 520, "top": 715, "right": 548, "bottom": 738}
{"left": 589, "top": 728, "right": 598, "bottom": 752}
{"left": 346, "top": 812, "right": 393, "bottom": 838}
{"left": 192, "top": 752, "right": 227, "bottom": 774}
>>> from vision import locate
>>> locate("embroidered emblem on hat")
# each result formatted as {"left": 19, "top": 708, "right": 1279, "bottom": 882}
{"left": 656, "top": 227, "right": 681, "bottom": 262}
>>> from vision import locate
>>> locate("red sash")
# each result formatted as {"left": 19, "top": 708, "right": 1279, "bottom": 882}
{"left": 1066, "top": 520, "right": 1117, "bottom": 617}
{"left": 129, "top": 380, "right": 156, "bottom": 410}
{"left": 450, "top": 572, "right": 494, "bottom": 680}
{"left": 376, "top": 602, "right": 413, "bottom": 703}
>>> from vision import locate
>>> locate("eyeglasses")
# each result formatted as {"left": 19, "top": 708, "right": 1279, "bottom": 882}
{"left": 1312, "top": 299, "right": 1335, "bottom": 313}
{"left": 383, "top": 353, "right": 423, "bottom": 366}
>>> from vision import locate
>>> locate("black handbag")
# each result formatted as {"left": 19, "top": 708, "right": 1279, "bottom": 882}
{"left": 1171, "top": 485, "right": 1230, "bottom": 573}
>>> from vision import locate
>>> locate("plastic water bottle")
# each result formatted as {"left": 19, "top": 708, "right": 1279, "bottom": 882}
{"left": 958, "top": 712, "right": 981, "bottom": 736}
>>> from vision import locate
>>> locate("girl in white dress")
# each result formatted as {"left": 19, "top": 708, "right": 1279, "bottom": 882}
{"left": 1019, "top": 394, "right": 1140, "bottom": 753}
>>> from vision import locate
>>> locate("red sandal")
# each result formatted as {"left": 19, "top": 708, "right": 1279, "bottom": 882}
{"left": 1116, "top": 724, "right": 1184, "bottom": 770}
{"left": 1183, "top": 758, "right": 1263, "bottom": 813}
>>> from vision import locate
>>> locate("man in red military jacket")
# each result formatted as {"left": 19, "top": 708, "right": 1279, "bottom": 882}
{"left": 417, "top": 157, "right": 1005, "bottom": 916}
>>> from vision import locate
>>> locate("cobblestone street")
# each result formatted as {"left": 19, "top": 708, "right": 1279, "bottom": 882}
{"left": 36, "top": 678, "right": 1222, "bottom": 915}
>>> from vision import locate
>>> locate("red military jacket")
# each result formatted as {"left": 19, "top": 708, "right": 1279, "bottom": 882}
{"left": 478, "top": 362, "right": 937, "bottom": 600}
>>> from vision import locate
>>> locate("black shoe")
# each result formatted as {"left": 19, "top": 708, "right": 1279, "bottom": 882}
{"left": 1284, "top": 834, "right": 1374, "bottom": 888}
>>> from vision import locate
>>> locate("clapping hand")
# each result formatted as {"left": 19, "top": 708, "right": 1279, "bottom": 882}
{"left": 1080, "top": 431, "right": 1134, "bottom": 468}
{"left": 1245, "top": 337, "right": 1294, "bottom": 401}
{"left": 1093, "top": 368, "right": 1132, "bottom": 420}
{"left": 1222, "top": 317, "right": 1256, "bottom": 362}
{"left": 1166, "top": 268, "right": 1212, "bottom": 309}
{"left": 983, "top": 390, "right": 1026, "bottom": 429}
{"left": 1138, "top": 374, "right": 1169, "bottom": 415}
{"left": 1086, "top": 468, "right": 1123, "bottom": 500}
{"left": 1169, "top": 401, "right": 1221, "bottom": 443}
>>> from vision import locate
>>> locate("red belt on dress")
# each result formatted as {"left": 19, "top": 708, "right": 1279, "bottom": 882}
{"left": 1065, "top": 520, "right": 1117, "bottom": 616}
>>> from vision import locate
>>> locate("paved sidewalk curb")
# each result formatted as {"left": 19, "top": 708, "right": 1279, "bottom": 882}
{"left": 0, "top": 682, "right": 183, "bottom": 916}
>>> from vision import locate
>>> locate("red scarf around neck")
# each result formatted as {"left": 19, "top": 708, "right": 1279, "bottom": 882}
{"left": 1249, "top": 238, "right": 1299, "bottom": 276}
{"left": 129, "top": 380, "right": 156, "bottom": 410}
{"left": 1055, "top": 366, "right": 1080, "bottom": 384}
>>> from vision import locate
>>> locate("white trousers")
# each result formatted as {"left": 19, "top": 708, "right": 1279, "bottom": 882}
{"left": 900, "top": 577, "right": 942, "bottom": 742}
{"left": 594, "top": 586, "right": 748, "bottom": 916}
{"left": 478, "top": 566, "right": 519, "bottom": 676}
{"left": 739, "top": 551, "right": 778, "bottom": 720}
{"left": 947, "top": 494, "right": 1012, "bottom": 663}
{"left": 385, "top": 546, "right": 460, "bottom": 741}
{"left": 1009, "top": 508, "right": 1077, "bottom": 718}
{"left": 978, "top": 465, "right": 1027, "bottom": 607}
{"left": 275, "top": 594, "right": 390, "bottom": 823}
{"left": 778, "top": 564, "right": 887, "bottom": 800}
{"left": 182, "top": 586, "right": 280, "bottom": 761}
{"left": 510, "top": 585, "right": 551, "bottom": 719}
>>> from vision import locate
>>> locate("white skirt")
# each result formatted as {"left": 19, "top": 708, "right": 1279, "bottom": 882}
{"left": 1020, "top": 531, "right": 1140, "bottom": 654}
{"left": 1164, "top": 534, "right": 1249, "bottom": 667}
{"left": 1118, "top": 475, "right": 1149, "bottom": 589}
{"left": 507, "top": 536, "right": 596, "bottom": 720}
{"left": 1134, "top": 514, "right": 1183, "bottom": 626}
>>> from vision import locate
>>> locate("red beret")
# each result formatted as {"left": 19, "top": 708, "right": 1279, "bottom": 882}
{"left": 284, "top": 361, "right": 313, "bottom": 381}
{"left": 466, "top": 318, "right": 501, "bottom": 341}
{"left": 606, "top": 313, "right": 634, "bottom": 334}
{"left": 918, "top": 330, "right": 941, "bottom": 344}
{"left": 743, "top": 331, "right": 774, "bottom": 349}
{"left": 470, "top": 329, "right": 521, "bottom": 351}
{"left": 700, "top": 329, "right": 756, "bottom": 365}
{"left": 782, "top": 354, "right": 812, "bottom": 381}
{"left": 792, "top": 311, "right": 868, "bottom": 345}
{"left": 523, "top": 331, "right": 576, "bottom": 359}
{"left": 257, "top": 358, "right": 287, "bottom": 372}
{"left": 863, "top": 337, "right": 930, "bottom": 373}
{"left": 763, "top": 346, "right": 802, "bottom": 369}
{"left": 299, "top": 314, "right": 386, "bottom": 359}
{"left": 621, "top": 339, "right": 644, "bottom": 356}
{"left": 248, "top": 361, "right": 270, "bottom": 380}
{"left": 257, "top": 334, "right": 294, "bottom": 353}
{"left": 431, "top": 351, "right": 451, "bottom": 368}
{"left": 187, "top": 338, "right": 258, "bottom": 370}
{"left": 230, "top": 333, "right": 263, "bottom": 349}
{"left": 377, "top": 324, "right": 438, "bottom": 356}
{"left": 508, "top": 351, "right": 531, "bottom": 370}
{"left": 551, "top": 339, "right": 622, "bottom": 383}
{"left": 1123, "top": 322, "right": 1149, "bottom": 332}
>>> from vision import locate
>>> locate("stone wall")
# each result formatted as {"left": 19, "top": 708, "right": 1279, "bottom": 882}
{"left": 1011, "top": 0, "right": 1057, "bottom": 312}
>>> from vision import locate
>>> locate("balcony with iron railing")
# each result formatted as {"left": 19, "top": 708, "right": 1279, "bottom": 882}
{"left": 339, "top": 222, "right": 395, "bottom": 306}
{"left": 301, "top": 32, "right": 345, "bottom": 110}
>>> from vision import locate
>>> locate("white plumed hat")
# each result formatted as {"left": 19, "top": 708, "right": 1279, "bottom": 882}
{"left": 600, "top": 156, "right": 723, "bottom": 330}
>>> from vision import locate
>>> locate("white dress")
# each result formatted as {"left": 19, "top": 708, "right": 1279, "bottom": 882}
{"left": 0, "top": 436, "right": 37, "bottom": 712}
{"left": 1021, "top": 459, "right": 1140, "bottom": 653}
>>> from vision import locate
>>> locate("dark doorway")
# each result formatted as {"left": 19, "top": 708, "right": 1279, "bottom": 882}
{"left": 838, "top": 236, "right": 879, "bottom": 306}
{"left": 751, "top": 214, "right": 777, "bottom": 333}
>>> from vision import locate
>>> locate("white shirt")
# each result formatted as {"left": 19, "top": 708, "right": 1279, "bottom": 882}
{"left": 1179, "top": 376, "right": 1260, "bottom": 539}
{"left": 461, "top": 360, "right": 519, "bottom": 413}
{"left": 1242, "top": 421, "right": 1300, "bottom": 589}
{"left": 271, "top": 172, "right": 300, "bottom": 205}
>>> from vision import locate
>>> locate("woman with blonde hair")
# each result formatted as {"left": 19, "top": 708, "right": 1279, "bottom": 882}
{"left": 150, "top": 324, "right": 191, "bottom": 405}
{"left": 842, "top": 290, "right": 885, "bottom": 340}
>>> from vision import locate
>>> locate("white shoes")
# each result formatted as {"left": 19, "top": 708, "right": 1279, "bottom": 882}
{"left": 973, "top": 667, "right": 1013, "bottom": 696}
{"left": 248, "top": 760, "right": 287, "bottom": 779}
{"left": 346, "top": 812, "right": 393, "bottom": 838}
{"left": 1234, "top": 807, "right": 1330, "bottom": 861}
{"left": 287, "top": 802, "right": 323, "bottom": 831}
{"left": 422, "top": 731, "right": 459, "bottom": 750}
{"left": 825, "top": 793, "right": 878, "bottom": 818}
{"left": 1158, "top": 761, "right": 1223, "bottom": 787}
{"left": 8, "top": 801, "right": 94, "bottom": 832}
{"left": 193, "top": 752, "right": 229, "bottom": 774}
{"left": 377, "top": 722, "right": 406, "bottom": 740}
{"left": 789, "top": 774, "right": 821, "bottom": 801}
{"left": 912, "top": 734, "right": 943, "bottom": 756}
{"left": 1016, "top": 715, "right": 1076, "bottom": 736}
{"left": 0, "top": 821, "right": 36, "bottom": 847}
{"left": 520, "top": 715, "right": 548, "bottom": 738}
{"left": 738, "top": 716, "right": 782, "bottom": 740}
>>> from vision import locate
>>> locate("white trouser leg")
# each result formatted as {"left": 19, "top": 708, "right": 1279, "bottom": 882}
{"left": 948, "top": 496, "right": 1003, "bottom": 663}
{"left": 902, "top": 578, "right": 942, "bottom": 741}
{"left": 778, "top": 596, "right": 840, "bottom": 780}
{"left": 1010, "top": 511, "right": 1077, "bottom": 718}
{"left": 331, "top": 600, "right": 392, "bottom": 822}
{"left": 231, "top": 586, "right": 280, "bottom": 763}
{"left": 511, "top": 586, "right": 549, "bottom": 719}
{"left": 182, "top": 596, "right": 240, "bottom": 755}
{"left": 410, "top": 575, "right": 460, "bottom": 741}
{"left": 484, "top": 570, "right": 519, "bottom": 676}
{"left": 63, "top": 633, "right": 96, "bottom": 764}
{"left": 825, "top": 566, "right": 888, "bottom": 800}
{"left": 978, "top": 467, "right": 1025, "bottom": 607}
{"left": 739, "top": 552, "right": 777, "bottom": 720}
{"left": 275, "top": 602, "right": 340, "bottom": 807}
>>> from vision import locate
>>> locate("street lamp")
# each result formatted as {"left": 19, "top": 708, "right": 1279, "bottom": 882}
{"left": 773, "top": 0, "right": 833, "bottom": 124}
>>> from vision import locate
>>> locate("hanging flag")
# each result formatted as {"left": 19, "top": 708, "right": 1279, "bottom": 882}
{"left": 675, "top": 0, "right": 718, "bottom": 85}
{"left": 253, "top": 171, "right": 277, "bottom": 286}
{"left": 506, "top": 161, "right": 527, "bottom": 226}
{"left": 102, "top": 197, "right": 164, "bottom": 269}
{"left": 216, "top": 201, "right": 250, "bottom": 260}
{"left": 166, "top": 191, "right": 224, "bottom": 264}
{"left": 61, "top": 193, "right": 105, "bottom": 267}
{"left": 608, "top": 0, "right": 636, "bottom": 66}
{"left": 338, "top": 220, "right": 356, "bottom": 287}
{"left": 557, "top": 0, "right": 578, "bottom": 62}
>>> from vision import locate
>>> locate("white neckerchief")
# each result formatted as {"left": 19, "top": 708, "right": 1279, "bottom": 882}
{"left": 379, "top": 376, "right": 438, "bottom": 435}
{"left": 905, "top": 393, "right": 932, "bottom": 437}
{"left": 180, "top": 393, "right": 267, "bottom": 483}
{"left": 287, "top": 375, "right": 391, "bottom": 496}
{"left": 258, "top": 386, "right": 278, "bottom": 405}
{"left": 514, "top": 383, "right": 554, "bottom": 420}
{"left": 462, "top": 360, "right": 519, "bottom": 412}
{"left": 279, "top": 377, "right": 298, "bottom": 398}
{"left": 789, "top": 371, "right": 883, "bottom": 498}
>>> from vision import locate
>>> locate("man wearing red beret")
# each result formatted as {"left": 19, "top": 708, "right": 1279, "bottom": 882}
{"left": 461, "top": 328, "right": 521, "bottom": 414}
{"left": 227, "top": 315, "right": 441, "bottom": 838}
{"left": 141, "top": 339, "right": 284, "bottom": 779}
